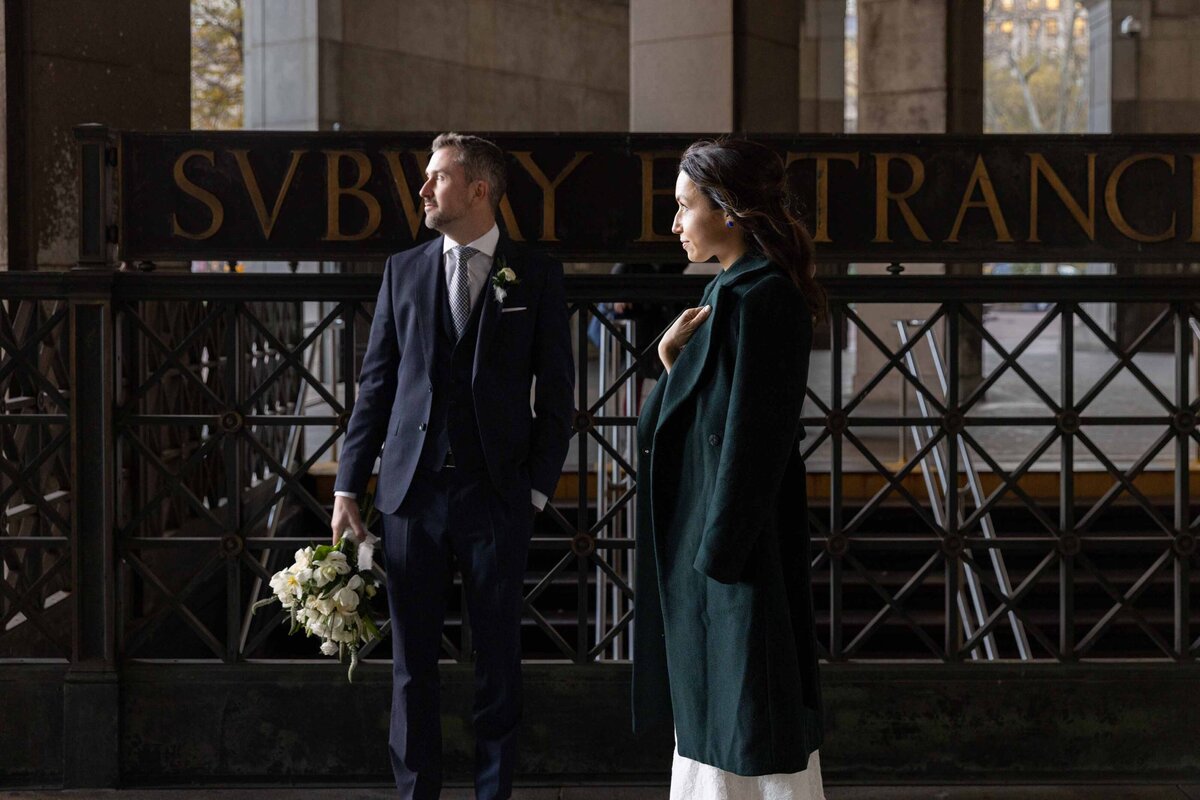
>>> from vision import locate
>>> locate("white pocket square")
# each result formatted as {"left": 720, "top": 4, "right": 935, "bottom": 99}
{"left": 501, "top": 306, "right": 528, "bottom": 313}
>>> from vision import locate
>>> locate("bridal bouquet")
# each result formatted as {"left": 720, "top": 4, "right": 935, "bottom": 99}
{"left": 253, "top": 531, "right": 382, "bottom": 681}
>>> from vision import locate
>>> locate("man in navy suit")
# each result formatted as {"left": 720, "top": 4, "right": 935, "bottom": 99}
{"left": 331, "top": 132, "right": 574, "bottom": 800}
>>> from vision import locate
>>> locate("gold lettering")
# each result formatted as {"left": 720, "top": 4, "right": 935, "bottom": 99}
{"left": 382, "top": 149, "right": 431, "bottom": 240}
{"left": 1191, "top": 154, "right": 1200, "bottom": 243}
{"left": 232, "top": 148, "right": 305, "bottom": 239}
{"left": 947, "top": 155, "right": 1012, "bottom": 243}
{"left": 322, "top": 150, "right": 382, "bottom": 242}
{"left": 512, "top": 151, "right": 590, "bottom": 241}
{"left": 498, "top": 196, "right": 524, "bottom": 241}
{"left": 171, "top": 149, "right": 224, "bottom": 240}
{"left": 786, "top": 152, "right": 860, "bottom": 243}
{"left": 873, "top": 153, "right": 930, "bottom": 243}
{"left": 1028, "top": 152, "right": 1096, "bottom": 242}
{"left": 1105, "top": 153, "right": 1176, "bottom": 243}
{"left": 635, "top": 151, "right": 680, "bottom": 243}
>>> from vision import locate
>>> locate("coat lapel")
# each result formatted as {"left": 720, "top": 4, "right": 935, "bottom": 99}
{"left": 654, "top": 277, "right": 726, "bottom": 435}
{"left": 653, "top": 254, "right": 775, "bottom": 435}
{"left": 472, "top": 232, "right": 507, "bottom": 382}
{"left": 416, "top": 236, "right": 444, "bottom": 374}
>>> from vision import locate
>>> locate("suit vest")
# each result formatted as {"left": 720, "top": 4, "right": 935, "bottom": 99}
{"left": 416, "top": 265, "right": 488, "bottom": 472}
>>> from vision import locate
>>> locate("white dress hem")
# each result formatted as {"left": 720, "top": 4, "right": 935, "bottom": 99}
{"left": 670, "top": 739, "right": 825, "bottom": 800}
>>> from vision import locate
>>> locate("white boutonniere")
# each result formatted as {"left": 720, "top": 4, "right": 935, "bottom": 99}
{"left": 490, "top": 256, "right": 520, "bottom": 303}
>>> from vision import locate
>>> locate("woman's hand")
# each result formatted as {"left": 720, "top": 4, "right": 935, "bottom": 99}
{"left": 658, "top": 305, "right": 711, "bottom": 373}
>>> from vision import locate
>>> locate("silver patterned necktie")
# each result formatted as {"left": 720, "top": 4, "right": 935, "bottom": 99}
{"left": 450, "top": 245, "right": 479, "bottom": 338}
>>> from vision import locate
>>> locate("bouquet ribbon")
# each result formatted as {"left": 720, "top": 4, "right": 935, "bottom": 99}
{"left": 342, "top": 528, "right": 380, "bottom": 572}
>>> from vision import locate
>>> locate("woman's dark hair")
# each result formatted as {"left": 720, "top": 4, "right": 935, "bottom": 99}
{"left": 679, "top": 138, "right": 826, "bottom": 321}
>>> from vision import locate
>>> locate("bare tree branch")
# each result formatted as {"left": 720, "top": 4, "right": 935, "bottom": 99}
{"left": 1007, "top": 45, "right": 1046, "bottom": 132}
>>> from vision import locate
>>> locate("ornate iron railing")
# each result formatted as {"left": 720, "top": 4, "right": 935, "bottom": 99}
{"left": 2, "top": 272, "right": 1199, "bottom": 667}
{"left": 0, "top": 290, "right": 72, "bottom": 659}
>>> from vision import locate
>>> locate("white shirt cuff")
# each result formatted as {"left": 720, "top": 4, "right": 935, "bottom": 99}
{"left": 341, "top": 489, "right": 546, "bottom": 508}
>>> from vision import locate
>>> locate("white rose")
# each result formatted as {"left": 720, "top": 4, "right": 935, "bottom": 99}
{"left": 309, "top": 617, "right": 329, "bottom": 638}
{"left": 325, "top": 553, "right": 351, "bottom": 576}
{"left": 498, "top": 267, "right": 516, "bottom": 282}
{"left": 333, "top": 586, "right": 360, "bottom": 614}
{"left": 315, "top": 597, "right": 336, "bottom": 616}
{"left": 270, "top": 576, "right": 293, "bottom": 605}
{"left": 319, "top": 640, "right": 338, "bottom": 656}
{"left": 283, "top": 572, "right": 304, "bottom": 598}
{"left": 346, "top": 574, "right": 364, "bottom": 592}
{"left": 294, "top": 547, "right": 314, "bottom": 569}
{"left": 313, "top": 565, "right": 336, "bottom": 587}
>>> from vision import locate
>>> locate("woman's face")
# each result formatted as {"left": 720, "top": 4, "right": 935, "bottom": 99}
{"left": 672, "top": 172, "right": 730, "bottom": 263}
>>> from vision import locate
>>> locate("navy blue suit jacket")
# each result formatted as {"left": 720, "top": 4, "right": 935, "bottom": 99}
{"left": 335, "top": 233, "right": 575, "bottom": 516}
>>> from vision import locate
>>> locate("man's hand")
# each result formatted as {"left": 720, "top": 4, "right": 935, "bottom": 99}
{"left": 331, "top": 495, "right": 368, "bottom": 546}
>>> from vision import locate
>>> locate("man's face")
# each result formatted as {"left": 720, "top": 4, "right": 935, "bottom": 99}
{"left": 419, "top": 147, "right": 478, "bottom": 232}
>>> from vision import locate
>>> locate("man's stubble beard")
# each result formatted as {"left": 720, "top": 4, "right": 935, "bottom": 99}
{"left": 424, "top": 205, "right": 461, "bottom": 233}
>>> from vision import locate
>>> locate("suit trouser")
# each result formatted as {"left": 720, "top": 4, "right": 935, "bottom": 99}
{"left": 382, "top": 465, "right": 531, "bottom": 800}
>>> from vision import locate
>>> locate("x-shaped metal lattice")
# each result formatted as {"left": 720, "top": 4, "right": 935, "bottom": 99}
{"left": 115, "top": 298, "right": 355, "bottom": 660}
{"left": 812, "top": 297, "right": 1199, "bottom": 662}
{"left": 0, "top": 298, "right": 72, "bottom": 660}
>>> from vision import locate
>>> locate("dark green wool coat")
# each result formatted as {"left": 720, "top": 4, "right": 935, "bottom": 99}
{"left": 632, "top": 253, "right": 824, "bottom": 776}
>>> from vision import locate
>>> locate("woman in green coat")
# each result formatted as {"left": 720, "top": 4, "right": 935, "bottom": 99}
{"left": 633, "top": 139, "right": 827, "bottom": 799}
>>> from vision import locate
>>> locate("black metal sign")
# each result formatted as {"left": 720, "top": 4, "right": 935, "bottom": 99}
{"left": 120, "top": 131, "right": 1200, "bottom": 263}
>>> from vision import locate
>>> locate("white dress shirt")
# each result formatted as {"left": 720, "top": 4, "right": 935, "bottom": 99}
{"left": 443, "top": 222, "right": 500, "bottom": 314}
{"left": 336, "top": 223, "right": 549, "bottom": 511}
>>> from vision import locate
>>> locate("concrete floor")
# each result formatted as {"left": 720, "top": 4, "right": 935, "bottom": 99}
{"left": 4, "top": 786, "right": 1200, "bottom": 799}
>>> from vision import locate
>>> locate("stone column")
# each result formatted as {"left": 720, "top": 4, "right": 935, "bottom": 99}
{"left": 1083, "top": 0, "right": 1200, "bottom": 350}
{"left": 631, "top": 0, "right": 817, "bottom": 132}
{"left": 0, "top": 0, "right": 189, "bottom": 271}
{"left": 1084, "top": 0, "right": 1200, "bottom": 135}
{"left": 245, "top": 0, "right": 629, "bottom": 133}
{"left": 801, "top": 0, "right": 849, "bottom": 133}
{"left": 242, "top": 0, "right": 325, "bottom": 131}
{"left": 854, "top": 0, "right": 984, "bottom": 416}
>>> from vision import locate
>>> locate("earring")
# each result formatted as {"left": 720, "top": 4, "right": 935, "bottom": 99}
{"left": 726, "top": 219, "right": 734, "bottom": 228}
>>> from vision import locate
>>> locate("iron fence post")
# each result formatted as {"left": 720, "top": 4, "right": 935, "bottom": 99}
{"left": 1060, "top": 303, "right": 1076, "bottom": 661}
{"left": 1174, "top": 302, "right": 1191, "bottom": 660}
{"left": 64, "top": 124, "right": 120, "bottom": 788}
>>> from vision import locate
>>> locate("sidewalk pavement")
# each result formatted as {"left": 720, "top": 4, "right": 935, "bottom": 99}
{"left": 3, "top": 786, "right": 1199, "bottom": 799}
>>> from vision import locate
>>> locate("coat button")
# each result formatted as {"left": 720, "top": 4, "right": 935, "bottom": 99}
{"left": 418, "top": 423, "right": 427, "bottom": 431}
{"left": 709, "top": 434, "right": 721, "bottom": 446}
{"left": 642, "top": 447, "right": 651, "bottom": 455}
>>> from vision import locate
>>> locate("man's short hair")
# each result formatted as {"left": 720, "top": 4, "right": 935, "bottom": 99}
{"left": 431, "top": 132, "right": 508, "bottom": 212}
